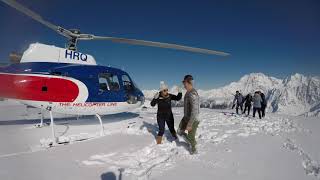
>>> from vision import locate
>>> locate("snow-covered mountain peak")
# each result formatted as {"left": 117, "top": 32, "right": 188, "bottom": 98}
{"left": 283, "top": 73, "right": 308, "bottom": 85}
{"left": 239, "top": 72, "right": 277, "bottom": 82}
{"left": 234, "top": 73, "right": 282, "bottom": 92}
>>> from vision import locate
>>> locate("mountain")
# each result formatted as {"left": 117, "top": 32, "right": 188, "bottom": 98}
{"left": 143, "top": 73, "right": 320, "bottom": 117}
{"left": 271, "top": 74, "right": 320, "bottom": 116}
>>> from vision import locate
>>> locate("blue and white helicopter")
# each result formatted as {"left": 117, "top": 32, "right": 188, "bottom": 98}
{"left": 0, "top": 0, "right": 229, "bottom": 144}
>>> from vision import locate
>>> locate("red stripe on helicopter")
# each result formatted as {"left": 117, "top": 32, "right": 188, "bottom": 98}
{"left": 0, "top": 74, "right": 79, "bottom": 102}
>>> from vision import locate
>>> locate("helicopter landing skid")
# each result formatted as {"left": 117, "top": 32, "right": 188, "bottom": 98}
{"left": 95, "top": 114, "right": 105, "bottom": 136}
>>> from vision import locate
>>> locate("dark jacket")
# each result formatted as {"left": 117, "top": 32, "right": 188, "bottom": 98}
{"left": 261, "top": 93, "right": 267, "bottom": 107}
{"left": 244, "top": 94, "right": 253, "bottom": 106}
{"left": 151, "top": 92, "right": 182, "bottom": 118}
{"left": 233, "top": 93, "right": 244, "bottom": 105}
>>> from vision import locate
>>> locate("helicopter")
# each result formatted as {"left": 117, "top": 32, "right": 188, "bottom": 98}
{"left": 0, "top": 0, "right": 230, "bottom": 144}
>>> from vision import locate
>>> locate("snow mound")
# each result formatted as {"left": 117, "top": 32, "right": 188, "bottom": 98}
{"left": 83, "top": 139, "right": 193, "bottom": 180}
{"left": 283, "top": 138, "right": 320, "bottom": 178}
{"left": 83, "top": 108, "right": 301, "bottom": 179}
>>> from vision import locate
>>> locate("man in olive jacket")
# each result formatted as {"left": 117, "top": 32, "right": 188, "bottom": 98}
{"left": 178, "top": 75, "right": 200, "bottom": 154}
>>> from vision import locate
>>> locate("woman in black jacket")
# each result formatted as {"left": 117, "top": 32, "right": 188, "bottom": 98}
{"left": 151, "top": 81, "right": 182, "bottom": 144}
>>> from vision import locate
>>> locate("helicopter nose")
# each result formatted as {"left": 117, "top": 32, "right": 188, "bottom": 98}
{"left": 0, "top": 73, "right": 79, "bottom": 102}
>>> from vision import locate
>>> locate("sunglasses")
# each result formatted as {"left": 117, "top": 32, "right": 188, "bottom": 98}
{"left": 162, "top": 89, "right": 168, "bottom": 92}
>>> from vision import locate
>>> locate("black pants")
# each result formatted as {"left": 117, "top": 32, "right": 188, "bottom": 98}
{"left": 243, "top": 104, "right": 251, "bottom": 115}
{"left": 157, "top": 114, "right": 176, "bottom": 137}
{"left": 261, "top": 104, "right": 266, "bottom": 117}
{"left": 253, "top": 107, "right": 262, "bottom": 119}
{"left": 236, "top": 104, "right": 243, "bottom": 114}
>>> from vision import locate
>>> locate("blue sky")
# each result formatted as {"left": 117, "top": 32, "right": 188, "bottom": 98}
{"left": 0, "top": 0, "right": 319, "bottom": 89}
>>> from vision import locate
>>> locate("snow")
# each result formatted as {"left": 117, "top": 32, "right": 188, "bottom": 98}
{"left": 144, "top": 73, "right": 320, "bottom": 117}
{"left": 0, "top": 100, "right": 319, "bottom": 180}
{"left": 283, "top": 139, "right": 320, "bottom": 178}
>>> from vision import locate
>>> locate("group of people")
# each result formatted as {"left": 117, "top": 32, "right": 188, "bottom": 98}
{"left": 149, "top": 75, "right": 268, "bottom": 154}
{"left": 150, "top": 75, "right": 199, "bottom": 154}
{"left": 232, "top": 90, "right": 267, "bottom": 119}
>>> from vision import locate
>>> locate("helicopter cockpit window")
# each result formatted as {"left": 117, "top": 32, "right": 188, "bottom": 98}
{"left": 98, "top": 73, "right": 120, "bottom": 92}
{"left": 122, "top": 75, "right": 134, "bottom": 91}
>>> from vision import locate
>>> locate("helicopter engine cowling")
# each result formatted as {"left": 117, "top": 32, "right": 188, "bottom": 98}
{"left": 21, "top": 43, "right": 97, "bottom": 65}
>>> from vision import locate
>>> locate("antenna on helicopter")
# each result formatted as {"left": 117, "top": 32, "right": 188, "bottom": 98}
{"left": 1, "top": 0, "right": 230, "bottom": 56}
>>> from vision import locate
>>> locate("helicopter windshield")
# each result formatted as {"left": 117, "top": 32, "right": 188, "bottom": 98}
{"left": 122, "top": 75, "right": 134, "bottom": 91}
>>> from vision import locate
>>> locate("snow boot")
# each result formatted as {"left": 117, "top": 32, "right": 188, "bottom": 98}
{"left": 156, "top": 136, "right": 162, "bottom": 144}
{"left": 190, "top": 146, "right": 198, "bottom": 155}
{"left": 171, "top": 132, "right": 178, "bottom": 140}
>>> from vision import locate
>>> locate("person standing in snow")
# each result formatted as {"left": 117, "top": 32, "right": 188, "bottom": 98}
{"left": 232, "top": 91, "right": 244, "bottom": 114}
{"left": 252, "top": 91, "right": 262, "bottom": 119}
{"left": 243, "top": 93, "right": 253, "bottom": 116}
{"left": 178, "top": 75, "right": 200, "bottom": 154}
{"left": 151, "top": 81, "right": 182, "bottom": 144}
{"left": 260, "top": 92, "right": 267, "bottom": 118}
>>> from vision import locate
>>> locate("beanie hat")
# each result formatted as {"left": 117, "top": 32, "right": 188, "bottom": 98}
{"left": 159, "top": 81, "right": 168, "bottom": 91}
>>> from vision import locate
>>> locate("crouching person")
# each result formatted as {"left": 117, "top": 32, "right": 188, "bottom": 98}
{"left": 151, "top": 81, "right": 182, "bottom": 144}
{"left": 178, "top": 75, "right": 200, "bottom": 154}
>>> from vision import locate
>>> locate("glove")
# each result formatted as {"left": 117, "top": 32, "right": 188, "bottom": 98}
{"left": 153, "top": 92, "right": 160, "bottom": 99}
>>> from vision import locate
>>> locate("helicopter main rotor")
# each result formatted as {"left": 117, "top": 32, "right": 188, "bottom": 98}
{"left": 1, "top": 0, "right": 230, "bottom": 56}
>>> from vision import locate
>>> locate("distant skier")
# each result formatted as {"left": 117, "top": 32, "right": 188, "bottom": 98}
{"left": 252, "top": 91, "right": 262, "bottom": 119}
{"left": 178, "top": 75, "right": 200, "bottom": 154}
{"left": 232, "top": 91, "right": 244, "bottom": 114}
{"left": 260, "top": 92, "right": 267, "bottom": 118}
{"left": 151, "top": 81, "right": 182, "bottom": 144}
{"left": 243, "top": 93, "right": 253, "bottom": 116}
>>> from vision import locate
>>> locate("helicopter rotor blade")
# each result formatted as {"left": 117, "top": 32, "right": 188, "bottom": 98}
{"left": 1, "top": 0, "right": 75, "bottom": 38}
{"left": 79, "top": 35, "right": 230, "bottom": 56}
{"left": 1, "top": 0, "right": 230, "bottom": 56}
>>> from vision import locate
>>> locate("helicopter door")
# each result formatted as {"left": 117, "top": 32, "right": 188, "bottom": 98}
{"left": 121, "top": 75, "right": 138, "bottom": 104}
{"left": 98, "top": 73, "right": 121, "bottom": 102}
